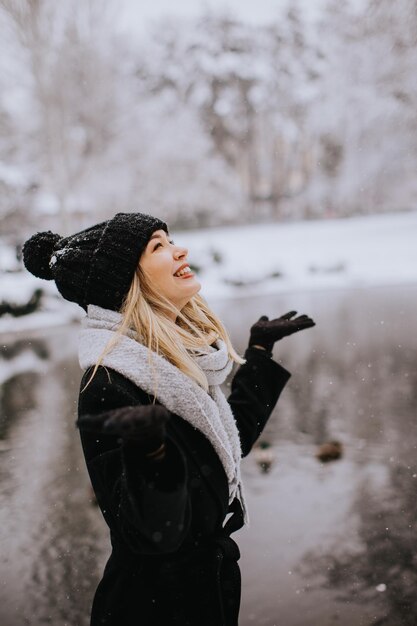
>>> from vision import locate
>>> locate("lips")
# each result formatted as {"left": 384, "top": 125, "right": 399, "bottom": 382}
{"left": 173, "top": 263, "right": 188, "bottom": 275}
{"left": 173, "top": 263, "right": 194, "bottom": 278}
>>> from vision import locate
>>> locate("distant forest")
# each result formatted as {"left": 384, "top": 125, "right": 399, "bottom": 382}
{"left": 0, "top": 0, "right": 416, "bottom": 236}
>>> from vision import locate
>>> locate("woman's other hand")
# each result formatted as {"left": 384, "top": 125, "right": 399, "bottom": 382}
{"left": 249, "top": 311, "right": 316, "bottom": 353}
{"left": 76, "top": 404, "right": 170, "bottom": 459}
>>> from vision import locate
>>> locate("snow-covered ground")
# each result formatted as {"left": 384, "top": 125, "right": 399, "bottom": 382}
{"left": 1, "top": 209, "right": 416, "bottom": 335}
{"left": 178, "top": 209, "right": 417, "bottom": 299}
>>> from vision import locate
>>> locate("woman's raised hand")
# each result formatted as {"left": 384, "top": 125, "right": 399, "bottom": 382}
{"left": 76, "top": 404, "right": 170, "bottom": 458}
{"left": 249, "top": 311, "right": 316, "bottom": 353}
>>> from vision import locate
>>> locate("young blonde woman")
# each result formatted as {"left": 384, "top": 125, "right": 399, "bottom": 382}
{"left": 22, "top": 212, "right": 315, "bottom": 626}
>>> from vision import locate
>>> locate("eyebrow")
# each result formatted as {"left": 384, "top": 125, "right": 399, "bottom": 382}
{"left": 149, "top": 233, "right": 171, "bottom": 240}
{"left": 148, "top": 233, "right": 174, "bottom": 249}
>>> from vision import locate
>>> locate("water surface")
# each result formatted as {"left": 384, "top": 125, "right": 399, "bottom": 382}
{"left": 0, "top": 284, "right": 416, "bottom": 625}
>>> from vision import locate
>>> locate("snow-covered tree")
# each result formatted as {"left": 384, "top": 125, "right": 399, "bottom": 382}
{"left": 1, "top": 0, "right": 416, "bottom": 234}
{"left": 299, "top": 0, "right": 417, "bottom": 217}
{"left": 0, "top": 0, "right": 148, "bottom": 234}
{"left": 139, "top": 7, "right": 320, "bottom": 220}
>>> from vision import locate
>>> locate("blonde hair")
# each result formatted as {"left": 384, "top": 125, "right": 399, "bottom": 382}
{"left": 81, "top": 264, "right": 246, "bottom": 396}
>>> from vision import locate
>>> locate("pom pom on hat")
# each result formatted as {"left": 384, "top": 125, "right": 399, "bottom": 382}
{"left": 22, "top": 230, "right": 62, "bottom": 280}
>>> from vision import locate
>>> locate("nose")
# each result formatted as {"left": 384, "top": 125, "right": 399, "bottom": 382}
{"left": 173, "top": 244, "right": 188, "bottom": 259}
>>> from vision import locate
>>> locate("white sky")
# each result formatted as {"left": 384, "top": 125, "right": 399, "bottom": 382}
{"left": 118, "top": 0, "right": 326, "bottom": 36}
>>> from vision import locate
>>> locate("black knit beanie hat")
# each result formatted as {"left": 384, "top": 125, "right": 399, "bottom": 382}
{"left": 22, "top": 212, "right": 168, "bottom": 312}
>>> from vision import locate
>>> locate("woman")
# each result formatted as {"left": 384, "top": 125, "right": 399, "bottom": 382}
{"left": 22, "top": 211, "right": 315, "bottom": 626}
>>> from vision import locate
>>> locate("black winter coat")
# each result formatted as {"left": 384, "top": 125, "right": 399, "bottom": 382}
{"left": 77, "top": 345, "right": 291, "bottom": 626}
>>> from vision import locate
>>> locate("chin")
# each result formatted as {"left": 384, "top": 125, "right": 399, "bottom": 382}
{"left": 184, "top": 281, "right": 201, "bottom": 304}
{"left": 184, "top": 275, "right": 201, "bottom": 291}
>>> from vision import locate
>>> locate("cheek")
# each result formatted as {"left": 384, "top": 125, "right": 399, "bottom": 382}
{"left": 149, "top": 258, "right": 175, "bottom": 287}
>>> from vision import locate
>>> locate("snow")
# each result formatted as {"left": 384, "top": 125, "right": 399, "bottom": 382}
{"left": 0, "top": 162, "right": 28, "bottom": 187}
{"left": 173, "top": 209, "right": 417, "bottom": 301}
{"left": 0, "top": 308, "right": 82, "bottom": 336}
{"left": 0, "top": 208, "right": 415, "bottom": 335}
{"left": 0, "top": 349, "right": 49, "bottom": 386}
{"left": 0, "top": 247, "right": 21, "bottom": 272}
{"left": 1, "top": 273, "right": 44, "bottom": 304}
{"left": 119, "top": 0, "right": 327, "bottom": 36}
{"left": 0, "top": 272, "right": 83, "bottom": 335}
{"left": 1, "top": 2, "right": 415, "bottom": 226}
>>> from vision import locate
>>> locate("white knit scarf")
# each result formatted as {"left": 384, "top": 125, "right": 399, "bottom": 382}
{"left": 78, "top": 304, "right": 249, "bottom": 526}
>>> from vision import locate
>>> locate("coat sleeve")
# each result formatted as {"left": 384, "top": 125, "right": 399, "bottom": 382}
{"left": 227, "top": 346, "right": 291, "bottom": 457}
{"left": 77, "top": 366, "right": 191, "bottom": 555}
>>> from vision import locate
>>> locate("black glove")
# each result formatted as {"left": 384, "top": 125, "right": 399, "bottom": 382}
{"left": 75, "top": 404, "right": 170, "bottom": 457}
{"left": 249, "top": 310, "right": 316, "bottom": 353}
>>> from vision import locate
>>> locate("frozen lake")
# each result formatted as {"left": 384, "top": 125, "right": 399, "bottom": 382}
{"left": 1, "top": 283, "right": 416, "bottom": 626}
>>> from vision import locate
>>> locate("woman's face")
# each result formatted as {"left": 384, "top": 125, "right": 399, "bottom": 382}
{"left": 140, "top": 229, "right": 201, "bottom": 315}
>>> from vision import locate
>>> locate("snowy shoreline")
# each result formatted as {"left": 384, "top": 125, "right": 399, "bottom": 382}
{"left": 1, "top": 209, "right": 415, "bottom": 336}
{"left": 178, "top": 209, "right": 417, "bottom": 301}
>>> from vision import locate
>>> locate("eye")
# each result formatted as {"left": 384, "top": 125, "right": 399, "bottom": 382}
{"left": 152, "top": 239, "right": 174, "bottom": 252}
